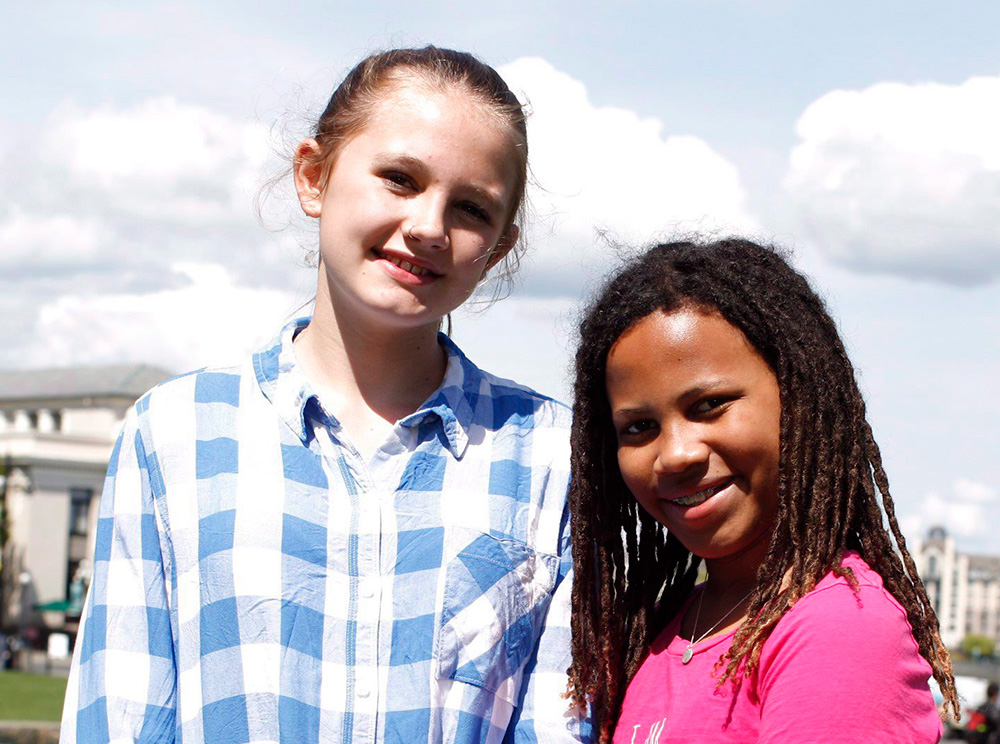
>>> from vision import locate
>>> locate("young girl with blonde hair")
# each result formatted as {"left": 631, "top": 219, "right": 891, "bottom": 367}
{"left": 62, "top": 47, "right": 586, "bottom": 744}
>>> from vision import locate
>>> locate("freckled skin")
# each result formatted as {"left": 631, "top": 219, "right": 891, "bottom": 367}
{"left": 605, "top": 308, "right": 782, "bottom": 583}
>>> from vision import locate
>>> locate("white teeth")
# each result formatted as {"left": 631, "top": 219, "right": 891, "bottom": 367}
{"left": 672, "top": 483, "right": 727, "bottom": 507}
{"left": 384, "top": 253, "right": 430, "bottom": 276}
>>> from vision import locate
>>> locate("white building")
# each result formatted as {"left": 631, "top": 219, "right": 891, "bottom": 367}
{"left": 0, "top": 365, "right": 170, "bottom": 637}
{"left": 913, "top": 526, "right": 1000, "bottom": 651}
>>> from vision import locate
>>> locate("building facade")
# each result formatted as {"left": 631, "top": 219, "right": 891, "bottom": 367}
{"left": 913, "top": 526, "right": 1000, "bottom": 651}
{"left": 0, "top": 365, "right": 171, "bottom": 637}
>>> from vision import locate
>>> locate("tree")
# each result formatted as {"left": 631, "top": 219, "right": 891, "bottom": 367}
{"left": 961, "top": 634, "right": 998, "bottom": 660}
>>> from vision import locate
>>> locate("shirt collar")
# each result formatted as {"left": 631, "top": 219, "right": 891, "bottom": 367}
{"left": 397, "top": 333, "right": 483, "bottom": 460}
{"left": 253, "top": 318, "right": 483, "bottom": 459}
{"left": 253, "top": 317, "right": 317, "bottom": 443}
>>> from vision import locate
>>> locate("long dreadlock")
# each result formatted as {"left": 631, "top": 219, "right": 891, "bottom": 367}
{"left": 567, "top": 238, "right": 957, "bottom": 743}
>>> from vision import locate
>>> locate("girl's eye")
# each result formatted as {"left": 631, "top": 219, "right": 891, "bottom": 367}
{"left": 457, "top": 201, "right": 492, "bottom": 225}
{"left": 619, "top": 419, "right": 656, "bottom": 439}
{"left": 382, "top": 171, "right": 416, "bottom": 190}
{"left": 692, "top": 396, "right": 732, "bottom": 416}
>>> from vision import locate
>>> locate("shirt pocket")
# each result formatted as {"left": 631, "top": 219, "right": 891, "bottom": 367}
{"left": 435, "top": 530, "right": 559, "bottom": 705}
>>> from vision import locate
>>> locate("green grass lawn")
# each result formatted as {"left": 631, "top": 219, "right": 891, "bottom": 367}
{"left": 0, "top": 671, "right": 67, "bottom": 722}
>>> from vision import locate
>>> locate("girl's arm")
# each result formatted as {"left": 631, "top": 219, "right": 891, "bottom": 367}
{"left": 60, "top": 407, "right": 177, "bottom": 744}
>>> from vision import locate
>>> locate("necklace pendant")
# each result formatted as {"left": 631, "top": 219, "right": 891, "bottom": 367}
{"left": 681, "top": 646, "right": 694, "bottom": 664}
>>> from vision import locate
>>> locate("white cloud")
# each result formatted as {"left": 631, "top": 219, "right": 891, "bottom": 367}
{"left": 498, "top": 58, "right": 756, "bottom": 294}
{"left": 785, "top": 74, "right": 1000, "bottom": 285}
{"left": 0, "top": 58, "right": 752, "bottom": 373}
{"left": 0, "top": 95, "right": 302, "bottom": 302}
{"left": 953, "top": 478, "right": 998, "bottom": 504}
{"left": 27, "top": 262, "right": 302, "bottom": 372}
{"left": 40, "top": 96, "right": 273, "bottom": 226}
{"left": 903, "top": 479, "right": 999, "bottom": 543}
{"left": 0, "top": 210, "right": 108, "bottom": 268}
{"left": 0, "top": 56, "right": 756, "bottom": 359}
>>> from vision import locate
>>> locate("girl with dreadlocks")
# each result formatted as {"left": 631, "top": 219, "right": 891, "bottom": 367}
{"left": 568, "top": 238, "right": 957, "bottom": 743}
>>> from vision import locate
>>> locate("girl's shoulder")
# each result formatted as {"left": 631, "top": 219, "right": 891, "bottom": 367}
{"left": 130, "top": 357, "right": 257, "bottom": 449}
{"left": 477, "top": 367, "right": 571, "bottom": 429}
{"left": 755, "top": 556, "right": 940, "bottom": 741}
{"left": 439, "top": 334, "right": 571, "bottom": 433}
{"left": 781, "top": 551, "right": 908, "bottom": 629}
{"left": 763, "top": 551, "right": 925, "bottom": 670}
{"left": 818, "top": 550, "right": 884, "bottom": 586}
{"left": 134, "top": 319, "right": 301, "bottom": 436}
{"left": 136, "top": 359, "right": 252, "bottom": 414}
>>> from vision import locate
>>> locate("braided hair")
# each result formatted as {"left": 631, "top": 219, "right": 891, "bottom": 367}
{"left": 567, "top": 238, "right": 957, "bottom": 742}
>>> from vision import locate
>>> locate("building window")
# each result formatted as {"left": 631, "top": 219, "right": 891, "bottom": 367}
{"left": 69, "top": 488, "right": 93, "bottom": 537}
{"left": 928, "top": 555, "right": 937, "bottom": 576}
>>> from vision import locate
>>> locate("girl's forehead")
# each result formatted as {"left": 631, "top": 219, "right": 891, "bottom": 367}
{"left": 373, "top": 84, "right": 452, "bottom": 126}
{"left": 609, "top": 308, "right": 763, "bottom": 375}
{"left": 373, "top": 77, "right": 498, "bottom": 128}
{"left": 355, "top": 83, "right": 519, "bottom": 180}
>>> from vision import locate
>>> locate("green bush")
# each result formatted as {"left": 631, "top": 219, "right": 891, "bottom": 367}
{"left": 961, "top": 634, "right": 998, "bottom": 659}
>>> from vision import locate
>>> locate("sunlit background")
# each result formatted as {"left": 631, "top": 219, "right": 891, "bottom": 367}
{"left": 1, "top": 1, "right": 998, "bottom": 552}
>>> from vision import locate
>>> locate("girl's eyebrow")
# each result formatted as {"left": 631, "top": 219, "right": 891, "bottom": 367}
{"left": 682, "top": 380, "right": 729, "bottom": 398}
{"left": 373, "top": 153, "right": 427, "bottom": 173}
{"left": 463, "top": 184, "right": 506, "bottom": 216}
{"left": 612, "top": 406, "right": 648, "bottom": 416}
{"left": 610, "top": 378, "right": 735, "bottom": 416}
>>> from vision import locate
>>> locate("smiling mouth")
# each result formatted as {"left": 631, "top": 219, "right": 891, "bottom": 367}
{"left": 670, "top": 480, "right": 731, "bottom": 507}
{"left": 373, "top": 247, "right": 438, "bottom": 277}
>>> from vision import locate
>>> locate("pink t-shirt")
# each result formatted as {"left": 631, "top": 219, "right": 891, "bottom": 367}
{"left": 613, "top": 552, "right": 942, "bottom": 744}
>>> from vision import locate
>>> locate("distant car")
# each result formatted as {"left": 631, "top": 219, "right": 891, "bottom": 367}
{"left": 930, "top": 674, "right": 990, "bottom": 739}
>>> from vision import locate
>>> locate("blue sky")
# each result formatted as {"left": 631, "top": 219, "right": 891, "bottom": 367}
{"left": 1, "top": 1, "right": 998, "bottom": 551}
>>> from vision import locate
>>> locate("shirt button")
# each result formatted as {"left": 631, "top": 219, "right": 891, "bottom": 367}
{"left": 360, "top": 580, "right": 375, "bottom": 599}
{"left": 356, "top": 685, "right": 371, "bottom": 699}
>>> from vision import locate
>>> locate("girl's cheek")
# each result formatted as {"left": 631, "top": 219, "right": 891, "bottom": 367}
{"left": 617, "top": 451, "right": 645, "bottom": 492}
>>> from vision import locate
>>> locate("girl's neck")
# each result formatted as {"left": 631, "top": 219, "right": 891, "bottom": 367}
{"left": 701, "top": 538, "right": 770, "bottom": 603}
{"left": 702, "top": 559, "right": 760, "bottom": 600}
{"left": 679, "top": 553, "right": 764, "bottom": 643}
{"left": 294, "top": 291, "right": 447, "bottom": 455}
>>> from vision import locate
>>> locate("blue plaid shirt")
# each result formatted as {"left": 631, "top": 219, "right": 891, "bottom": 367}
{"left": 61, "top": 319, "right": 589, "bottom": 744}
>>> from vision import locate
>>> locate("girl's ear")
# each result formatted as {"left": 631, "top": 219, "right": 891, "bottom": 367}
{"left": 293, "top": 138, "right": 325, "bottom": 218}
{"left": 484, "top": 224, "right": 519, "bottom": 273}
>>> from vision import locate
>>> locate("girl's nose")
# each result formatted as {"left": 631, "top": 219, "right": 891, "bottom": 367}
{"left": 652, "top": 424, "right": 710, "bottom": 476}
{"left": 405, "top": 196, "right": 450, "bottom": 251}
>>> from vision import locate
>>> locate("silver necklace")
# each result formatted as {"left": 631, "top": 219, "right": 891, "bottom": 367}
{"left": 681, "top": 586, "right": 755, "bottom": 665}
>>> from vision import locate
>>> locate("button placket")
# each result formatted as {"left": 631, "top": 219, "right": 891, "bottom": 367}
{"left": 352, "top": 461, "right": 382, "bottom": 740}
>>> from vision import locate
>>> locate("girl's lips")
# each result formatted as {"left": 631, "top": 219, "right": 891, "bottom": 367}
{"left": 663, "top": 478, "right": 736, "bottom": 518}
{"left": 371, "top": 248, "right": 441, "bottom": 286}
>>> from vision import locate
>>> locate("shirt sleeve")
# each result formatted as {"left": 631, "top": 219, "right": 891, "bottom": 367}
{"left": 60, "top": 407, "right": 178, "bottom": 744}
{"left": 504, "top": 511, "right": 593, "bottom": 744}
{"left": 756, "top": 582, "right": 942, "bottom": 744}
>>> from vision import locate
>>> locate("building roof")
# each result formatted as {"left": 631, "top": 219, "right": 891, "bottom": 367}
{"left": 969, "top": 554, "right": 1000, "bottom": 580}
{"left": 0, "top": 364, "right": 174, "bottom": 403}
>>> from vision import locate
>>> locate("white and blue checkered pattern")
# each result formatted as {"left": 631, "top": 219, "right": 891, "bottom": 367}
{"left": 60, "top": 318, "right": 590, "bottom": 744}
